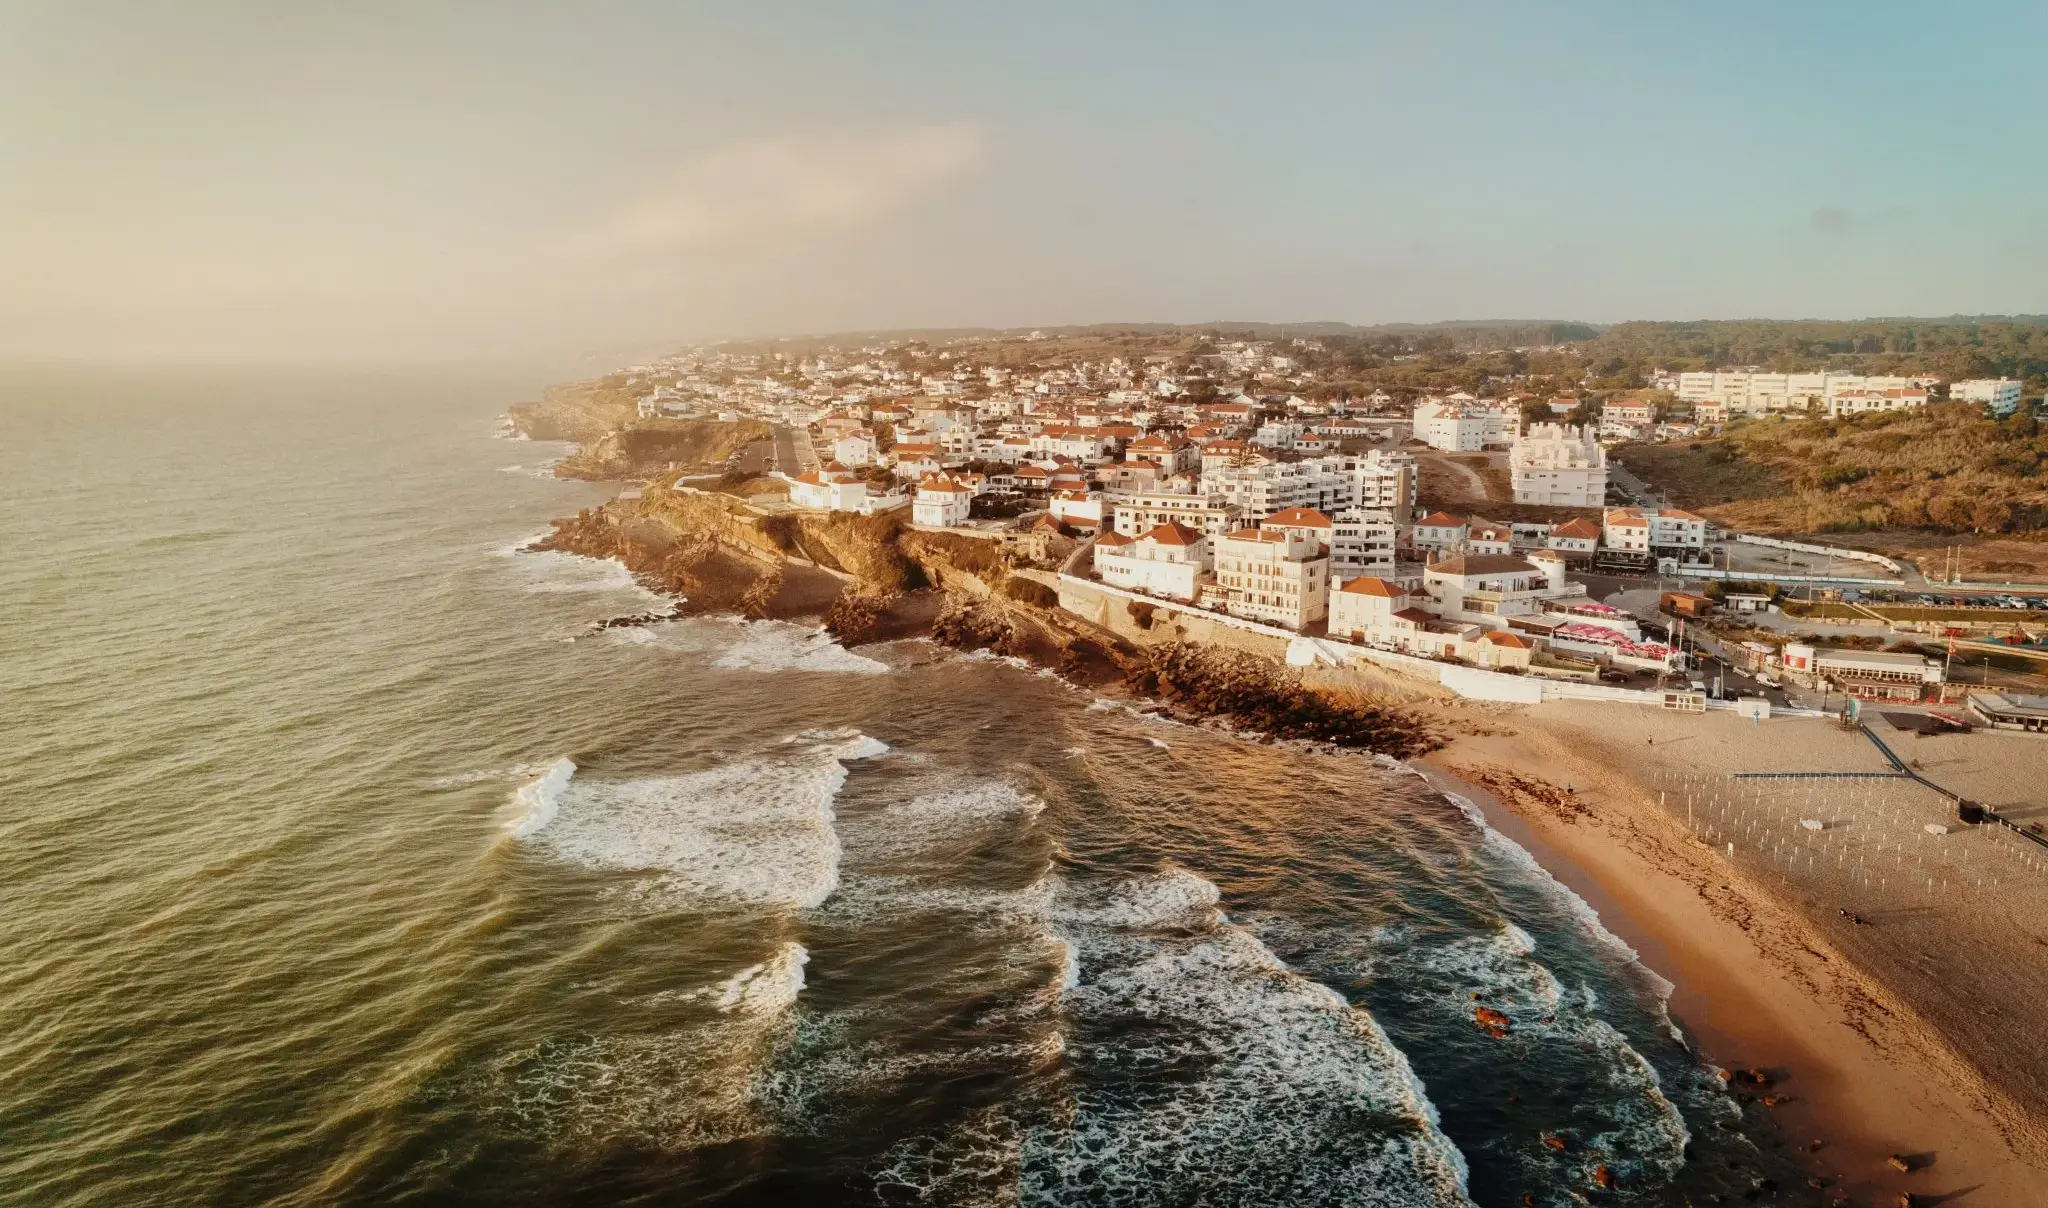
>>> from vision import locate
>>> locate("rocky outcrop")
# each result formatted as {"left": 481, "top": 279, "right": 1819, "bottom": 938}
{"left": 552, "top": 419, "right": 771, "bottom": 481}
{"left": 531, "top": 487, "right": 1436, "bottom": 746}
{"left": 1122, "top": 643, "right": 1441, "bottom": 757}
{"left": 506, "top": 376, "right": 641, "bottom": 443}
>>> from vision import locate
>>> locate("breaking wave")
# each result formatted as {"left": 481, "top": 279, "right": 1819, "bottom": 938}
{"left": 507, "top": 758, "right": 576, "bottom": 838}
{"left": 1033, "top": 867, "right": 1475, "bottom": 1207}
{"left": 612, "top": 617, "right": 890, "bottom": 675}
{"left": 466, "top": 940, "right": 809, "bottom": 1151}
{"left": 517, "top": 732, "right": 885, "bottom": 911}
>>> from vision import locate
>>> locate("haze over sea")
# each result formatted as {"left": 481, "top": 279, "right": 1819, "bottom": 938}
{"left": 3, "top": 368, "right": 1821, "bottom": 1206}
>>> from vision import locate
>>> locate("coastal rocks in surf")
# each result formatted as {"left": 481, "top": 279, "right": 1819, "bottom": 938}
{"left": 1124, "top": 642, "right": 1441, "bottom": 758}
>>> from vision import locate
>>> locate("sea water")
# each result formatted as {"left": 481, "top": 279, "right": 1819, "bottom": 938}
{"left": 0, "top": 367, "right": 1821, "bottom": 1205}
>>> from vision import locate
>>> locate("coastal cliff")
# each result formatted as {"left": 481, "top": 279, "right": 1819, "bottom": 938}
{"left": 550, "top": 419, "right": 772, "bottom": 481}
{"left": 532, "top": 483, "right": 1441, "bottom": 756}
{"left": 505, "top": 375, "right": 640, "bottom": 443}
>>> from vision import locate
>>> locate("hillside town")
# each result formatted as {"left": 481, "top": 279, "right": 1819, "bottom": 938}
{"left": 592, "top": 333, "right": 2048, "bottom": 715}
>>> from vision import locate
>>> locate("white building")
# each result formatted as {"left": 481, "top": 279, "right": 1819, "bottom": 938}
{"left": 1094, "top": 522, "right": 1210, "bottom": 602}
{"left": 1827, "top": 387, "right": 1930, "bottom": 417}
{"left": 1050, "top": 490, "right": 1106, "bottom": 531}
{"left": 1509, "top": 423, "right": 1608, "bottom": 507}
{"left": 1412, "top": 399, "right": 1488, "bottom": 451}
{"left": 1330, "top": 509, "right": 1400, "bottom": 578}
{"left": 1420, "top": 553, "right": 1570, "bottom": 626}
{"left": 788, "top": 467, "right": 867, "bottom": 512}
{"left": 1951, "top": 378, "right": 2025, "bottom": 416}
{"left": 1410, "top": 511, "right": 1468, "bottom": 558}
{"left": 1128, "top": 433, "right": 1200, "bottom": 474}
{"left": 1205, "top": 525, "right": 1330, "bottom": 630}
{"left": 1351, "top": 449, "right": 1417, "bottom": 515}
{"left": 832, "top": 431, "right": 879, "bottom": 466}
{"left": 1111, "top": 492, "right": 1241, "bottom": 539}
{"left": 1678, "top": 370, "right": 1936, "bottom": 416}
{"left": 1327, "top": 574, "right": 1537, "bottom": 668}
{"left": 1328, "top": 576, "right": 1414, "bottom": 644}
{"left": 1252, "top": 420, "right": 1305, "bottom": 450}
{"left": 1205, "top": 456, "right": 1357, "bottom": 517}
{"left": 1603, "top": 507, "right": 1709, "bottom": 555}
{"left": 1545, "top": 517, "right": 1603, "bottom": 562}
{"left": 912, "top": 475, "right": 974, "bottom": 527}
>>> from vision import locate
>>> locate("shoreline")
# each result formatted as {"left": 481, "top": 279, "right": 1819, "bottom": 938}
{"left": 1423, "top": 717, "right": 2048, "bottom": 1207}
{"left": 528, "top": 483, "right": 2048, "bottom": 1202}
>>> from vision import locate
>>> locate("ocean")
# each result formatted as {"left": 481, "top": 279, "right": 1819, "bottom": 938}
{"left": 0, "top": 368, "right": 1821, "bottom": 1206}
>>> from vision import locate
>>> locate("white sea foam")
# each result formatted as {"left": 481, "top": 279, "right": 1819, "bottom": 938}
{"left": 712, "top": 942, "right": 809, "bottom": 1014}
{"left": 790, "top": 727, "right": 891, "bottom": 760}
{"left": 507, "top": 758, "right": 576, "bottom": 838}
{"left": 1052, "top": 866, "right": 1221, "bottom": 929}
{"left": 616, "top": 617, "right": 890, "bottom": 675}
{"left": 475, "top": 939, "right": 807, "bottom": 1149}
{"left": 714, "top": 620, "right": 891, "bottom": 674}
{"left": 1036, "top": 867, "right": 1475, "bottom": 1207}
{"left": 425, "top": 761, "right": 551, "bottom": 789}
{"left": 1390, "top": 919, "right": 1692, "bottom": 1187}
{"left": 1434, "top": 782, "right": 1680, "bottom": 1006}
{"left": 523, "top": 733, "right": 883, "bottom": 910}
{"left": 509, "top": 549, "right": 663, "bottom": 603}
{"left": 490, "top": 529, "right": 554, "bottom": 558}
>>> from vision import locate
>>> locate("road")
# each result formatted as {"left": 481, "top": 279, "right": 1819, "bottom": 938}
{"left": 768, "top": 423, "right": 819, "bottom": 475}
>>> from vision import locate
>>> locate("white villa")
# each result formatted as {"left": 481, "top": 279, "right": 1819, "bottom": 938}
{"left": 912, "top": 475, "right": 975, "bottom": 527}
{"left": 1094, "top": 521, "right": 1210, "bottom": 602}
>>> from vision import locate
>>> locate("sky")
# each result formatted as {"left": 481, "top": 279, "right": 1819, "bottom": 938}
{"left": 3, "top": 0, "right": 2045, "bottom": 367}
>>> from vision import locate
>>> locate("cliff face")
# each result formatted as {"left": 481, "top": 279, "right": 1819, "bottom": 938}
{"left": 551, "top": 419, "right": 772, "bottom": 481}
{"left": 506, "top": 376, "right": 640, "bottom": 444}
{"left": 530, "top": 484, "right": 1436, "bottom": 753}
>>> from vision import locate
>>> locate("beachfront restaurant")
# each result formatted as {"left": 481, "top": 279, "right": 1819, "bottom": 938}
{"left": 1966, "top": 691, "right": 2048, "bottom": 733}
{"left": 1798, "top": 646, "right": 1944, "bottom": 703}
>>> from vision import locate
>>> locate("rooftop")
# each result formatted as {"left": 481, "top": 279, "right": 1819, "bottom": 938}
{"left": 1426, "top": 553, "right": 1540, "bottom": 577}
{"left": 1340, "top": 576, "right": 1403, "bottom": 597}
{"left": 1264, "top": 506, "right": 1333, "bottom": 528}
{"left": 1140, "top": 520, "right": 1204, "bottom": 546}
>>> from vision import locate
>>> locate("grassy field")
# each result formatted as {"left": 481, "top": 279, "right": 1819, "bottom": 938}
{"left": 1610, "top": 440, "right": 1791, "bottom": 516}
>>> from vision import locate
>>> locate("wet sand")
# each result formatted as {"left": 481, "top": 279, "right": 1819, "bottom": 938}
{"left": 1423, "top": 705, "right": 2048, "bottom": 1206}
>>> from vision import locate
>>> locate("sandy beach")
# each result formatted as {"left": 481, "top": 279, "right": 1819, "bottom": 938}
{"left": 1423, "top": 702, "right": 2048, "bottom": 1206}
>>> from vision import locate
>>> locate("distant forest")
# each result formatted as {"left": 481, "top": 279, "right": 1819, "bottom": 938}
{"left": 716, "top": 316, "right": 2048, "bottom": 400}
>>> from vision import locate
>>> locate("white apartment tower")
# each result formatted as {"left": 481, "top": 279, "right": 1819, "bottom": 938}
{"left": 1952, "top": 378, "right": 2025, "bottom": 415}
{"left": 1509, "top": 423, "right": 1608, "bottom": 507}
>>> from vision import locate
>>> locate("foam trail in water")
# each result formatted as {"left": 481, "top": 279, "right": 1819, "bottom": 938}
{"left": 522, "top": 732, "right": 886, "bottom": 910}
{"left": 1431, "top": 779, "right": 1680, "bottom": 1007}
{"left": 508, "top": 758, "right": 576, "bottom": 838}
{"left": 474, "top": 938, "right": 808, "bottom": 1150}
{"left": 1034, "top": 867, "right": 1475, "bottom": 1207}
{"left": 712, "top": 620, "right": 890, "bottom": 675}
{"left": 614, "top": 618, "right": 891, "bottom": 674}
{"left": 712, "top": 942, "right": 809, "bottom": 1014}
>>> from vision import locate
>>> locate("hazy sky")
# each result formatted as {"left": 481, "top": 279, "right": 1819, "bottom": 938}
{"left": 4, "top": 1, "right": 2045, "bottom": 366}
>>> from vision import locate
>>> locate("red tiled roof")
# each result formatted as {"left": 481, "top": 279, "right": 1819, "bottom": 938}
{"left": 1141, "top": 521, "right": 1204, "bottom": 546}
{"left": 1264, "top": 507, "right": 1333, "bottom": 528}
{"left": 1340, "top": 577, "right": 1403, "bottom": 597}
{"left": 1417, "top": 511, "right": 1466, "bottom": 528}
{"left": 1481, "top": 630, "right": 1532, "bottom": 648}
{"left": 1427, "top": 553, "right": 1538, "bottom": 576}
{"left": 1552, "top": 518, "right": 1601, "bottom": 539}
